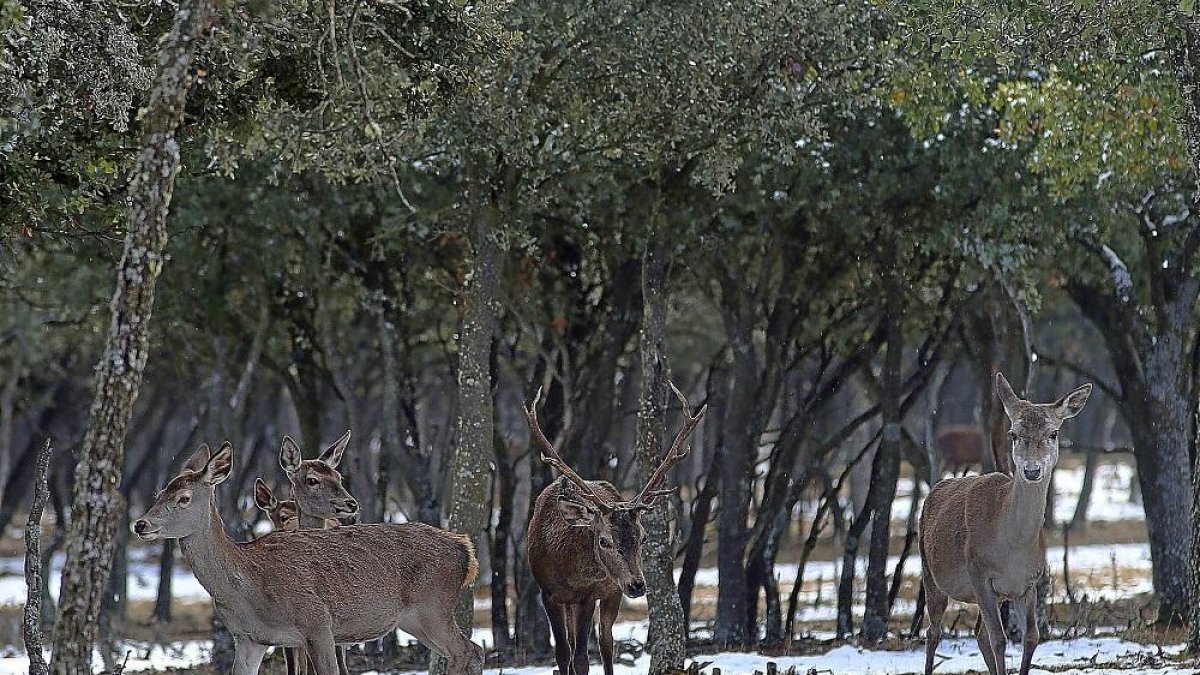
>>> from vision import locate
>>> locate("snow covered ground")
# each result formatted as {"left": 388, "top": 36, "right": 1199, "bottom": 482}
{"left": 399, "top": 634, "right": 1191, "bottom": 675}
{"left": 0, "top": 626, "right": 1187, "bottom": 674}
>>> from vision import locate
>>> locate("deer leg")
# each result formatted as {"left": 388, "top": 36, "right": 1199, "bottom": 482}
{"left": 1017, "top": 588, "right": 1039, "bottom": 675}
{"left": 231, "top": 640, "right": 269, "bottom": 675}
{"left": 972, "top": 580, "right": 1008, "bottom": 675}
{"left": 598, "top": 593, "right": 621, "bottom": 675}
{"left": 542, "top": 593, "right": 574, "bottom": 675}
{"left": 283, "top": 647, "right": 295, "bottom": 675}
{"left": 335, "top": 645, "right": 349, "bottom": 675}
{"left": 922, "top": 577, "right": 948, "bottom": 675}
{"left": 570, "top": 600, "right": 596, "bottom": 675}
{"left": 304, "top": 632, "right": 339, "bottom": 675}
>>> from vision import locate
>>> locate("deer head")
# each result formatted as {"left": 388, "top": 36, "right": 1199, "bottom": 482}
{"left": 995, "top": 372, "right": 1092, "bottom": 483}
{"left": 253, "top": 478, "right": 300, "bottom": 532}
{"left": 524, "top": 380, "right": 706, "bottom": 598}
{"left": 279, "top": 430, "right": 358, "bottom": 521}
{"left": 134, "top": 443, "right": 233, "bottom": 540}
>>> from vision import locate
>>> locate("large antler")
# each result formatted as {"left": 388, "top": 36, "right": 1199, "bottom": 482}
{"left": 634, "top": 379, "right": 708, "bottom": 507}
{"left": 523, "top": 387, "right": 617, "bottom": 512}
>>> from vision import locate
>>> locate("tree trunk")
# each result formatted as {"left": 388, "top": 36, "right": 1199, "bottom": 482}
{"left": 49, "top": 2, "right": 212, "bottom": 670}
{"left": 430, "top": 211, "right": 500, "bottom": 674}
{"left": 23, "top": 440, "right": 52, "bottom": 675}
{"left": 490, "top": 342, "right": 514, "bottom": 653}
{"left": 635, "top": 225, "right": 687, "bottom": 673}
{"left": 713, "top": 319, "right": 757, "bottom": 647}
{"left": 862, "top": 259, "right": 903, "bottom": 641}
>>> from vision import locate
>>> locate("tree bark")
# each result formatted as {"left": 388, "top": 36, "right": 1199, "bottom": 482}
{"left": 24, "top": 440, "right": 52, "bottom": 675}
{"left": 862, "top": 257, "right": 903, "bottom": 642}
{"left": 430, "top": 210, "right": 500, "bottom": 674}
{"left": 635, "top": 224, "right": 687, "bottom": 673}
{"left": 49, "top": 2, "right": 212, "bottom": 670}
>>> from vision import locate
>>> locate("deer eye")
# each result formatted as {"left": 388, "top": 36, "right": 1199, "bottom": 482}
{"left": 306, "top": 477, "right": 320, "bottom": 486}
{"left": 599, "top": 537, "right": 615, "bottom": 550}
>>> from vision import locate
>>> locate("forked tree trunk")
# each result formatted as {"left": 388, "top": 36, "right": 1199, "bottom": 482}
{"left": 431, "top": 211, "right": 500, "bottom": 675}
{"left": 635, "top": 224, "right": 687, "bottom": 673}
{"left": 49, "top": 2, "right": 213, "bottom": 670}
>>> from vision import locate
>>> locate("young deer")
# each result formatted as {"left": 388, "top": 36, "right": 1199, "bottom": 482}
{"left": 920, "top": 372, "right": 1091, "bottom": 675}
{"left": 134, "top": 442, "right": 484, "bottom": 675}
{"left": 524, "top": 381, "right": 705, "bottom": 675}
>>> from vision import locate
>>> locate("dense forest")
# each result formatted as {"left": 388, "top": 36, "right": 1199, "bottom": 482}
{"left": 3, "top": 1, "right": 1200, "bottom": 674}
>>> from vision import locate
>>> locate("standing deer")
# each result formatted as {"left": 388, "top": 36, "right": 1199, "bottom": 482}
{"left": 935, "top": 425, "right": 984, "bottom": 476}
{"left": 134, "top": 442, "right": 484, "bottom": 675}
{"left": 524, "top": 381, "right": 706, "bottom": 675}
{"left": 281, "top": 431, "right": 358, "bottom": 675}
{"left": 920, "top": 372, "right": 1091, "bottom": 675}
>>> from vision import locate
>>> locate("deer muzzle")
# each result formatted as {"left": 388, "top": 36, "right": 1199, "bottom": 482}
{"left": 1021, "top": 464, "right": 1044, "bottom": 482}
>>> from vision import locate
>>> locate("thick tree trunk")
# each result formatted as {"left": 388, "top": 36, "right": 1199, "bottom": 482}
{"left": 430, "top": 212, "right": 500, "bottom": 674}
{"left": 49, "top": 2, "right": 212, "bottom": 670}
{"left": 862, "top": 261, "right": 903, "bottom": 641}
{"left": 635, "top": 226, "right": 687, "bottom": 673}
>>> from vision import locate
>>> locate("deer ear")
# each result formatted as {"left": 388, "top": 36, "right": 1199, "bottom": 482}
{"left": 557, "top": 497, "right": 598, "bottom": 527}
{"left": 182, "top": 444, "right": 211, "bottom": 474}
{"left": 280, "top": 436, "right": 303, "bottom": 473}
{"left": 318, "top": 429, "right": 351, "bottom": 468}
{"left": 994, "top": 372, "right": 1022, "bottom": 419}
{"left": 254, "top": 478, "right": 277, "bottom": 510}
{"left": 203, "top": 442, "right": 233, "bottom": 485}
{"left": 1054, "top": 383, "right": 1092, "bottom": 419}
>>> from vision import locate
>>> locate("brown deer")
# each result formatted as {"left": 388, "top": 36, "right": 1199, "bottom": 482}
{"left": 935, "top": 425, "right": 984, "bottom": 476}
{"left": 254, "top": 479, "right": 300, "bottom": 532}
{"left": 919, "top": 372, "right": 1091, "bottom": 675}
{"left": 134, "top": 442, "right": 484, "bottom": 675}
{"left": 524, "top": 381, "right": 705, "bottom": 675}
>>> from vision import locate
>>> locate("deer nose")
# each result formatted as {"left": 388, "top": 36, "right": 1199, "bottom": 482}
{"left": 1022, "top": 465, "right": 1043, "bottom": 482}
{"left": 344, "top": 499, "right": 359, "bottom": 513}
{"left": 626, "top": 580, "right": 646, "bottom": 598}
{"left": 133, "top": 519, "right": 151, "bottom": 535}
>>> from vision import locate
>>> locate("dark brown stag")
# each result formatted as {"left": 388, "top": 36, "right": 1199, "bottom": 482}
{"left": 524, "top": 381, "right": 706, "bottom": 675}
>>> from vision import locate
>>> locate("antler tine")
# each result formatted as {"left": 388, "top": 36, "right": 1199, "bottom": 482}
{"left": 523, "top": 387, "right": 614, "bottom": 511}
{"left": 635, "top": 379, "right": 708, "bottom": 506}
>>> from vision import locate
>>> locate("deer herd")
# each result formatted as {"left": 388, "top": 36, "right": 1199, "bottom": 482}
{"left": 134, "top": 372, "right": 1090, "bottom": 675}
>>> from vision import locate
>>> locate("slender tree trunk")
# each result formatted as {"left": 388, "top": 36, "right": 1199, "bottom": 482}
{"left": 635, "top": 224, "right": 687, "bottom": 673}
{"left": 431, "top": 210, "right": 500, "bottom": 674}
{"left": 862, "top": 258, "right": 903, "bottom": 641}
{"left": 490, "top": 342, "right": 514, "bottom": 653}
{"left": 49, "top": 3, "right": 212, "bottom": 670}
{"left": 24, "top": 440, "right": 52, "bottom": 675}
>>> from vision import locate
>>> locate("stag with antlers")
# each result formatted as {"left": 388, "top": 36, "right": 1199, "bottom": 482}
{"left": 524, "top": 381, "right": 706, "bottom": 675}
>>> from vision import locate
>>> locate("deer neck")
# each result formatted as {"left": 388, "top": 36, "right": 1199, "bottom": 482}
{"left": 178, "top": 498, "right": 243, "bottom": 593}
{"left": 1000, "top": 475, "right": 1049, "bottom": 547}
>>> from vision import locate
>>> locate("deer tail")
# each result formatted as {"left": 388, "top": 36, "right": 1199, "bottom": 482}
{"left": 450, "top": 532, "right": 479, "bottom": 588}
